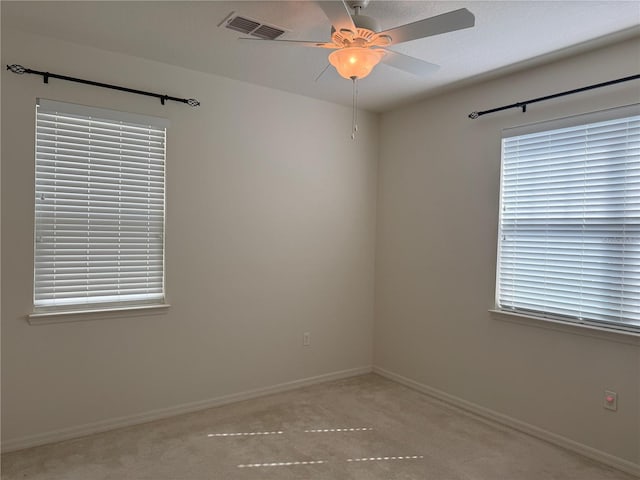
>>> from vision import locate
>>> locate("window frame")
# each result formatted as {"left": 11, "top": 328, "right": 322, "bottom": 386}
{"left": 494, "top": 104, "right": 640, "bottom": 336}
{"left": 31, "top": 99, "right": 169, "bottom": 320}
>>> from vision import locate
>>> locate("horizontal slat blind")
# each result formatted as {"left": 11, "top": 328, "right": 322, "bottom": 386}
{"left": 34, "top": 100, "right": 166, "bottom": 310}
{"left": 498, "top": 109, "right": 640, "bottom": 332}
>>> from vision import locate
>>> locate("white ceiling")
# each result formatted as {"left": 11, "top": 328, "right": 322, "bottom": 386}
{"left": 3, "top": 1, "right": 640, "bottom": 112}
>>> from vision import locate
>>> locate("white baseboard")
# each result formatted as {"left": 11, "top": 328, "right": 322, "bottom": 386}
{"left": 373, "top": 366, "right": 640, "bottom": 478}
{"left": 1, "top": 365, "right": 372, "bottom": 454}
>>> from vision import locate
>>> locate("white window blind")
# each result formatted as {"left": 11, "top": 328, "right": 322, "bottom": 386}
{"left": 34, "top": 99, "right": 168, "bottom": 311}
{"left": 497, "top": 105, "right": 640, "bottom": 333}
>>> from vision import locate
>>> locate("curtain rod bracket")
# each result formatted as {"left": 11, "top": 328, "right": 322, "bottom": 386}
{"left": 6, "top": 64, "right": 200, "bottom": 108}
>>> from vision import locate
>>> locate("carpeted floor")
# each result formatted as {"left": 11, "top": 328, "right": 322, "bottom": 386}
{"left": 1, "top": 374, "right": 636, "bottom": 479}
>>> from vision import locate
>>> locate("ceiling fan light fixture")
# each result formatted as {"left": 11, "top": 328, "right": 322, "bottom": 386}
{"left": 328, "top": 47, "right": 385, "bottom": 80}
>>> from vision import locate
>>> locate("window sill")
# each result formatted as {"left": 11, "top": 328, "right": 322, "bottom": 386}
{"left": 489, "top": 309, "right": 640, "bottom": 346}
{"left": 28, "top": 303, "right": 171, "bottom": 325}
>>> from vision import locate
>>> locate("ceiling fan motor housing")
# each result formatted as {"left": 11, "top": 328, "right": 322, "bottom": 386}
{"left": 330, "top": 14, "right": 381, "bottom": 45}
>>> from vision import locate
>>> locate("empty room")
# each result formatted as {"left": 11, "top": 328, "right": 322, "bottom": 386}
{"left": 1, "top": 1, "right": 639, "bottom": 479}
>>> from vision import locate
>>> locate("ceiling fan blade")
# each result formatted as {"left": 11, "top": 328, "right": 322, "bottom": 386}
{"left": 316, "top": 0, "right": 356, "bottom": 33}
{"left": 380, "top": 50, "right": 440, "bottom": 77}
{"left": 378, "top": 8, "right": 475, "bottom": 46}
{"left": 239, "top": 38, "right": 338, "bottom": 49}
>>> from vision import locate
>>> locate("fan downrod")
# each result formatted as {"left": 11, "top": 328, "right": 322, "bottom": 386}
{"left": 346, "top": 0, "right": 371, "bottom": 12}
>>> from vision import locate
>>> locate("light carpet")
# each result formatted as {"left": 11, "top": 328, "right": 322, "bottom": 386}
{"left": 1, "top": 374, "right": 636, "bottom": 479}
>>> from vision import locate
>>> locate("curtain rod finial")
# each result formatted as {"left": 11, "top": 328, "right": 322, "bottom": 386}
{"left": 7, "top": 64, "right": 26, "bottom": 74}
{"left": 468, "top": 111, "right": 479, "bottom": 119}
{"left": 187, "top": 98, "right": 200, "bottom": 107}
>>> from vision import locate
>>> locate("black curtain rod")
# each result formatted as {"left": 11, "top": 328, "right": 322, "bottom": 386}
{"left": 468, "top": 74, "right": 640, "bottom": 119}
{"left": 6, "top": 64, "right": 200, "bottom": 107}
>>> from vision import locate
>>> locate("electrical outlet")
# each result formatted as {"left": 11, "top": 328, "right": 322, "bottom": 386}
{"left": 303, "top": 332, "right": 311, "bottom": 346}
{"left": 604, "top": 390, "right": 617, "bottom": 411}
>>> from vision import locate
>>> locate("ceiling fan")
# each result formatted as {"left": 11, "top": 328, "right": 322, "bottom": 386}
{"left": 241, "top": 0, "right": 475, "bottom": 81}
{"left": 241, "top": 0, "right": 474, "bottom": 137}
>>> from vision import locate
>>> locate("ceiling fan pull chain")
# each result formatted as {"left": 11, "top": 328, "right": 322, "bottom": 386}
{"left": 355, "top": 77, "right": 359, "bottom": 134}
{"left": 351, "top": 76, "right": 359, "bottom": 140}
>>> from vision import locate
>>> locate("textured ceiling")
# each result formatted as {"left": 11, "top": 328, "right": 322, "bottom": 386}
{"left": 2, "top": 1, "right": 640, "bottom": 112}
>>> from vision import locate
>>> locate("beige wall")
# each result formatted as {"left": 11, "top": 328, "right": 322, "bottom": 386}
{"left": 2, "top": 16, "right": 639, "bottom": 471}
{"left": 1, "top": 29, "right": 377, "bottom": 447}
{"left": 375, "top": 36, "right": 640, "bottom": 465}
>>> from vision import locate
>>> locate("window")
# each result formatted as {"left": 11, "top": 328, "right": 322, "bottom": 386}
{"left": 34, "top": 99, "right": 168, "bottom": 313}
{"left": 496, "top": 105, "right": 640, "bottom": 334}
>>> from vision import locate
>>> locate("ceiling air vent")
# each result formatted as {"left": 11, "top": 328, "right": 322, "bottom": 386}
{"left": 252, "top": 24, "right": 285, "bottom": 40}
{"left": 219, "top": 12, "right": 286, "bottom": 40}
